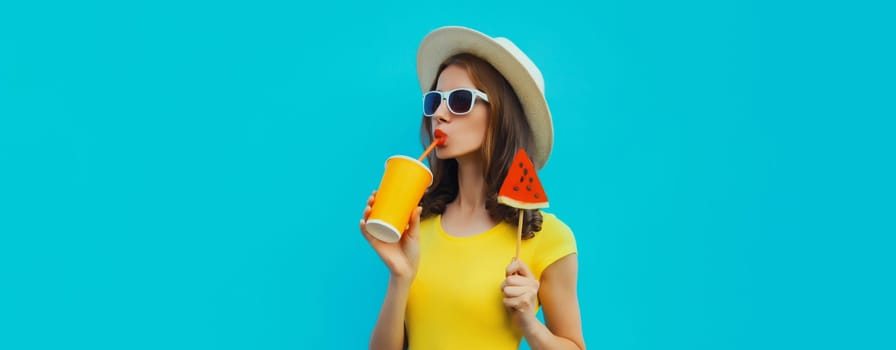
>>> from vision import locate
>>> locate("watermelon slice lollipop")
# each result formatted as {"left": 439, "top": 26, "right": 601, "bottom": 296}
{"left": 498, "top": 149, "right": 549, "bottom": 259}
{"left": 498, "top": 149, "right": 549, "bottom": 209}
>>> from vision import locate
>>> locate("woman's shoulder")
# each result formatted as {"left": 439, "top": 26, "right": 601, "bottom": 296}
{"left": 532, "top": 211, "right": 577, "bottom": 250}
{"left": 529, "top": 211, "right": 578, "bottom": 277}
{"left": 538, "top": 211, "right": 574, "bottom": 237}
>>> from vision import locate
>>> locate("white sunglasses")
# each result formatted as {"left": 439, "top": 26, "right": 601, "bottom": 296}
{"left": 422, "top": 88, "right": 490, "bottom": 117}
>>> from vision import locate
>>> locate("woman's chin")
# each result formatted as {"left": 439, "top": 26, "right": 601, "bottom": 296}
{"left": 434, "top": 148, "right": 452, "bottom": 159}
{"left": 434, "top": 147, "right": 481, "bottom": 162}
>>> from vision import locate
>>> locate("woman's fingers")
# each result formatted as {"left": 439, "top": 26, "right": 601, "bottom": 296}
{"left": 367, "top": 190, "right": 377, "bottom": 206}
{"left": 502, "top": 285, "right": 530, "bottom": 298}
{"left": 505, "top": 258, "right": 534, "bottom": 277}
{"left": 404, "top": 206, "right": 423, "bottom": 239}
{"left": 503, "top": 275, "right": 538, "bottom": 289}
{"left": 362, "top": 206, "right": 372, "bottom": 221}
{"left": 501, "top": 261, "right": 540, "bottom": 315}
{"left": 361, "top": 190, "right": 377, "bottom": 223}
{"left": 503, "top": 294, "right": 535, "bottom": 312}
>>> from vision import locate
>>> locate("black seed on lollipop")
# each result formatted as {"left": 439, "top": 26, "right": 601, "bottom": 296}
{"left": 534, "top": 193, "right": 540, "bottom": 199}
{"left": 528, "top": 177, "right": 533, "bottom": 183}
{"left": 526, "top": 185, "right": 532, "bottom": 191}
{"left": 523, "top": 168, "right": 528, "bottom": 175}
{"left": 513, "top": 186, "right": 519, "bottom": 191}
{"left": 519, "top": 176, "right": 525, "bottom": 183}
{"left": 518, "top": 162, "right": 523, "bottom": 168}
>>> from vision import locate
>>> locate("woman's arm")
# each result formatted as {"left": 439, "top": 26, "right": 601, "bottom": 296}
{"left": 369, "top": 276, "right": 412, "bottom": 350}
{"left": 504, "top": 255, "right": 585, "bottom": 350}
{"left": 360, "top": 191, "right": 422, "bottom": 350}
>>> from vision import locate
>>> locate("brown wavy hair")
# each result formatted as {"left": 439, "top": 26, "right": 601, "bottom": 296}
{"left": 419, "top": 53, "right": 543, "bottom": 239}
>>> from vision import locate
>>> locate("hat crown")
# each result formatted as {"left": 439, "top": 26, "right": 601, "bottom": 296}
{"left": 492, "top": 37, "right": 545, "bottom": 94}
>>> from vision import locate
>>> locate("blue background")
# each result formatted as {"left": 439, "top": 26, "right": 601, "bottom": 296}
{"left": 2, "top": 0, "right": 893, "bottom": 349}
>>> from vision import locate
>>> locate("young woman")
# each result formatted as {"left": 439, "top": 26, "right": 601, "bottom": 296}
{"left": 360, "top": 26, "right": 585, "bottom": 350}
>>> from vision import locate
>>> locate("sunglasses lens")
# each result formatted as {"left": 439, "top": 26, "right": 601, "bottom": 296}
{"left": 423, "top": 92, "right": 441, "bottom": 116}
{"left": 448, "top": 90, "right": 474, "bottom": 114}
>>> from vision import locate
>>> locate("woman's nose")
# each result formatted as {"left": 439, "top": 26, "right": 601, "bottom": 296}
{"left": 433, "top": 100, "right": 451, "bottom": 123}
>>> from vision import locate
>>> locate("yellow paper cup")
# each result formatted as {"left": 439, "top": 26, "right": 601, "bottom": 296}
{"left": 365, "top": 155, "right": 433, "bottom": 243}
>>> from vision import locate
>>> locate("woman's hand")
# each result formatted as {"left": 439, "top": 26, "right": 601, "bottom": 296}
{"left": 359, "top": 190, "right": 422, "bottom": 284}
{"left": 503, "top": 258, "right": 540, "bottom": 329}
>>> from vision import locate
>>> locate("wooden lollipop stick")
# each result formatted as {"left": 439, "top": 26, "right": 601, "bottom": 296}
{"left": 498, "top": 149, "right": 549, "bottom": 262}
{"left": 515, "top": 209, "right": 523, "bottom": 260}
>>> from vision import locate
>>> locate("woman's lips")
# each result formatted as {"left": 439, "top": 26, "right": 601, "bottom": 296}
{"left": 434, "top": 129, "right": 447, "bottom": 146}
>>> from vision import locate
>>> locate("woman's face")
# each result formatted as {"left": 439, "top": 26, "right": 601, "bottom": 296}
{"left": 430, "top": 65, "right": 490, "bottom": 162}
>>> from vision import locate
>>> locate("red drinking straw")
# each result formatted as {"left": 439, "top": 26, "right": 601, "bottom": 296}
{"left": 418, "top": 130, "right": 447, "bottom": 162}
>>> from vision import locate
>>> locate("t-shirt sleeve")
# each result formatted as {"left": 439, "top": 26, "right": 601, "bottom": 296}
{"left": 532, "top": 212, "right": 578, "bottom": 278}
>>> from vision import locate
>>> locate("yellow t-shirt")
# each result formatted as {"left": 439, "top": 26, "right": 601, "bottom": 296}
{"left": 406, "top": 212, "right": 577, "bottom": 349}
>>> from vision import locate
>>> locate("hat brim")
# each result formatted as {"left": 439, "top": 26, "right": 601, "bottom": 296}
{"left": 416, "top": 26, "right": 553, "bottom": 169}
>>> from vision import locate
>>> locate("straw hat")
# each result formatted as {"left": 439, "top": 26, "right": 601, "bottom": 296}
{"left": 416, "top": 26, "right": 553, "bottom": 169}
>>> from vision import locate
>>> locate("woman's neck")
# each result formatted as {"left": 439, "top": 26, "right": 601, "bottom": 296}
{"left": 452, "top": 156, "right": 487, "bottom": 215}
{"left": 441, "top": 155, "right": 497, "bottom": 237}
